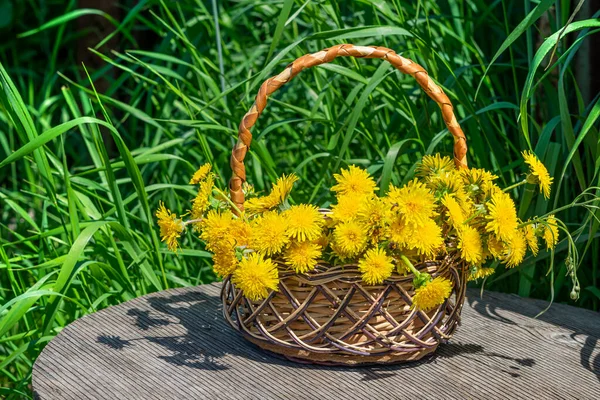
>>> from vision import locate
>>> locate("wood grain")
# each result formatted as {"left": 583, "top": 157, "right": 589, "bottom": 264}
{"left": 33, "top": 284, "right": 600, "bottom": 399}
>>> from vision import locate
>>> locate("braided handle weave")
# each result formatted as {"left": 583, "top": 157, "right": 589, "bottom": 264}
{"left": 229, "top": 44, "right": 469, "bottom": 211}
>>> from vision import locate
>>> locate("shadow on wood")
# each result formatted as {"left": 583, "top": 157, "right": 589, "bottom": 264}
{"left": 467, "top": 290, "right": 600, "bottom": 382}
{"left": 96, "top": 289, "right": 541, "bottom": 380}
{"left": 33, "top": 284, "right": 600, "bottom": 399}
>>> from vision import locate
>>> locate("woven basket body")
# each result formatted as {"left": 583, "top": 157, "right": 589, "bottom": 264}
{"left": 222, "top": 257, "right": 467, "bottom": 365}
{"left": 222, "top": 44, "right": 471, "bottom": 365}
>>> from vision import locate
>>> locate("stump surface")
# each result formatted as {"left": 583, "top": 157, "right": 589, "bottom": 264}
{"left": 33, "top": 283, "right": 600, "bottom": 399}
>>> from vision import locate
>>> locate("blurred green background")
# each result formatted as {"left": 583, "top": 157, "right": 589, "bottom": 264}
{"left": 1, "top": 0, "right": 599, "bottom": 397}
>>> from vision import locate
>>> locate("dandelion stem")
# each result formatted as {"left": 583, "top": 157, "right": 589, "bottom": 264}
{"left": 503, "top": 179, "right": 527, "bottom": 192}
{"left": 400, "top": 255, "right": 421, "bottom": 277}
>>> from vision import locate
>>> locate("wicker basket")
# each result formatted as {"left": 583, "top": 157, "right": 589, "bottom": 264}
{"left": 222, "top": 44, "right": 469, "bottom": 365}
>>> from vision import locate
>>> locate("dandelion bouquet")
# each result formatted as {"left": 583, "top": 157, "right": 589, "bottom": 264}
{"left": 158, "top": 152, "right": 570, "bottom": 311}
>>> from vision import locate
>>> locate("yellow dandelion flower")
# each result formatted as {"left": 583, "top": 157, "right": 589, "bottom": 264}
{"left": 358, "top": 248, "right": 394, "bottom": 285}
{"left": 285, "top": 204, "right": 324, "bottom": 242}
{"left": 461, "top": 168, "right": 499, "bottom": 198}
{"left": 522, "top": 150, "right": 553, "bottom": 199}
{"left": 416, "top": 154, "right": 455, "bottom": 177}
{"left": 504, "top": 230, "right": 527, "bottom": 268}
{"left": 405, "top": 218, "right": 444, "bottom": 257}
{"left": 458, "top": 225, "right": 483, "bottom": 265}
{"left": 388, "top": 217, "right": 409, "bottom": 245}
{"left": 485, "top": 191, "right": 518, "bottom": 242}
{"left": 231, "top": 218, "right": 252, "bottom": 248}
{"left": 332, "top": 220, "right": 368, "bottom": 258}
{"left": 212, "top": 244, "right": 238, "bottom": 277}
{"left": 244, "top": 173, "right": 298, "bottom": 213}
{"left": 200, "top": 210, "right": 235, "bottom": 251}
{"left": 331, "top": 193, "right": 366, "bottom": 222}
{"left": 156, "top": 202, "right": 184, "bottom": 252}
{"left": 441, "top": 193, "right": 465, "bottom": 228}
{"left": 412, "top": 276, "right": 453, "bottom": 312}
{"left": 232, "top": 253, "right": 279, "bottom": 301}
{"left": 483, "top": 181, "right": 503, "bottom": 197}
{"left": 424, "top": 169, "right": 464, "bottom": 197}
{"left": 357, "top": 196, "right": 390, "bottom": 227}
{"left": 313, "top": 233, "right": 330, "bottom": 249}
{"left": 284, "top": 241, "right": 322, "bottom": 274}
{"left": 524, "top": 223, "right": 539, "bottom": 256}
{"left": 357, "top": 197, "right": 391, "bottom": 243}
{"left": 543, "top": 215, "right": 559, "bottom": 250}
{"left": 468, "top": 267, "right": 495, "bottom": 281}
{"left": 250, "top": 212, "right": 289, "bottom": 256}
{"left": 387, "top": 179, "right": 437, "bottom": 227}
{"left": 455, "top": 189, "right": 475, "bottom": 215}
{"left": 244, "top": 196, "right": 274, "bottom": 214}
{"left": 272, "top": 173, "right": 299, "bottom": 202}
{"left": 486, "top": 236, "right": 505, "bottom": 259}
{"left": 191, "top": 173, "right": 214, "bottom": 221}
{"left": 189, "top": 163, "right": 212, "bottom": 184}
{"left": 331, "top": 165, "right": 377, "bottom": 196}
{"left": 460, "top": 167, "right": 498, "bottom": 188}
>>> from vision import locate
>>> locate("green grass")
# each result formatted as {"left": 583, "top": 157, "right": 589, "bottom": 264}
{"left": 1, "top": 0, "right": 599, "bottom": 397}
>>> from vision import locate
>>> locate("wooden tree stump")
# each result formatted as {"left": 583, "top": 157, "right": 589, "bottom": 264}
{"left": 33, "top": 283, "right": 600, "bottom": 399}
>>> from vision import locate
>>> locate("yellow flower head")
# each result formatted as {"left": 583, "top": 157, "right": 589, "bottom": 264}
{"left": 231, "top": 218, "right": 252, "bottom": 248}
{"left": 504, "top": 230, "right": 527, "bottom": 268}
{"left": 461, "top": 168, "right": 499, "bottom": 197}
{"left": 200, "top": 210, "right": 235, "bottom": 251}
{"left": 358, "top": 248, "right": 394, "bottom": 285}
{"left": 331, "top": 165, "right": 377, "bottom": 196}
{"left": 387, "top": 180, "right": 437, "bottom": 227}
{"left": 232, "top": 253, "right": 279, "bottom": 301}
{"left": 332, "top": 220, "right": 368, "bottom": 258}
{"left": 245, "top": 173, "right": 298, "bottom": 213}
{"left": 285, "top": 204, "right": 324, "bottom": 242}
{"left": 524, "top": 223, "right": 539, "bottom": 256}
{"left": 156, "top": 202, "right": 185, "bottom": 252}
{"left": 405, "top": 218, "right": 444, "bottom": 257}
{"left": 458, "top": 225, "right": 483, "bottom": 265}
{"left": 357, "top": 196, "right": 390, "bottom": 226}
{"left": 191, "top": 173, "right": 214, "bottom": 221}
{"left": 357, "top": 197, "right": 391, "bottom": 243}
{"left": 251, "top": 212, "right": 289, "bottom": 256}
{"left": 543, "top": 215, "right": 559, "bottom": 250}
{"left": 331, "top": 193, "right": 366, "bottom": 222}
{"left": 428, "top": 170, "right": 464, "bottom": 195}
{"left": 284, "top": 241, "right": 322, "bottom": 274}
{"left": 522, "top": 151, "right": 553, "bottom": 199}
{"left": 441, "top": 193, "right": 465, "bottom": 228}
{"left": 314, "top": 233, "right": 330, "bottom": 249}
{"left": 416, "top": 154, "right": 455, "bottom": 178}
{"left": 189, "top": 163, "right": 212, "bottom": 184}
{"left": 468, "top": 267, "right": 495, "bottom": 281}
{"left": 272, "top": 173, "right": 299, "bottom": 201}
{"left": 485, "top": 191, "right": 518, "bottom": 242}
{"left": 412, "top": 276, "right": 453, "bottom": 312}
{"left": 388, "top": 216, "right": 409, "bottom": 245}
{"left": 211, "top": 244, "right": 238, "bottom": 277}
{"left": 486, "top": 236, "right": 505, "bottom": 259}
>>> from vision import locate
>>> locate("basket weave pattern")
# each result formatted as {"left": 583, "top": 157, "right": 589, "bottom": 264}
{"left": 222, "top": 256, "right": 467, "bottom": 364}
{"left": 223, "top": 44, "right": 470, "bottom": 364}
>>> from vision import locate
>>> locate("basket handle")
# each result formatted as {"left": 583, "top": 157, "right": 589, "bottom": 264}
{"left": 229, "top": 44, "right": 468, "bottom": 211}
